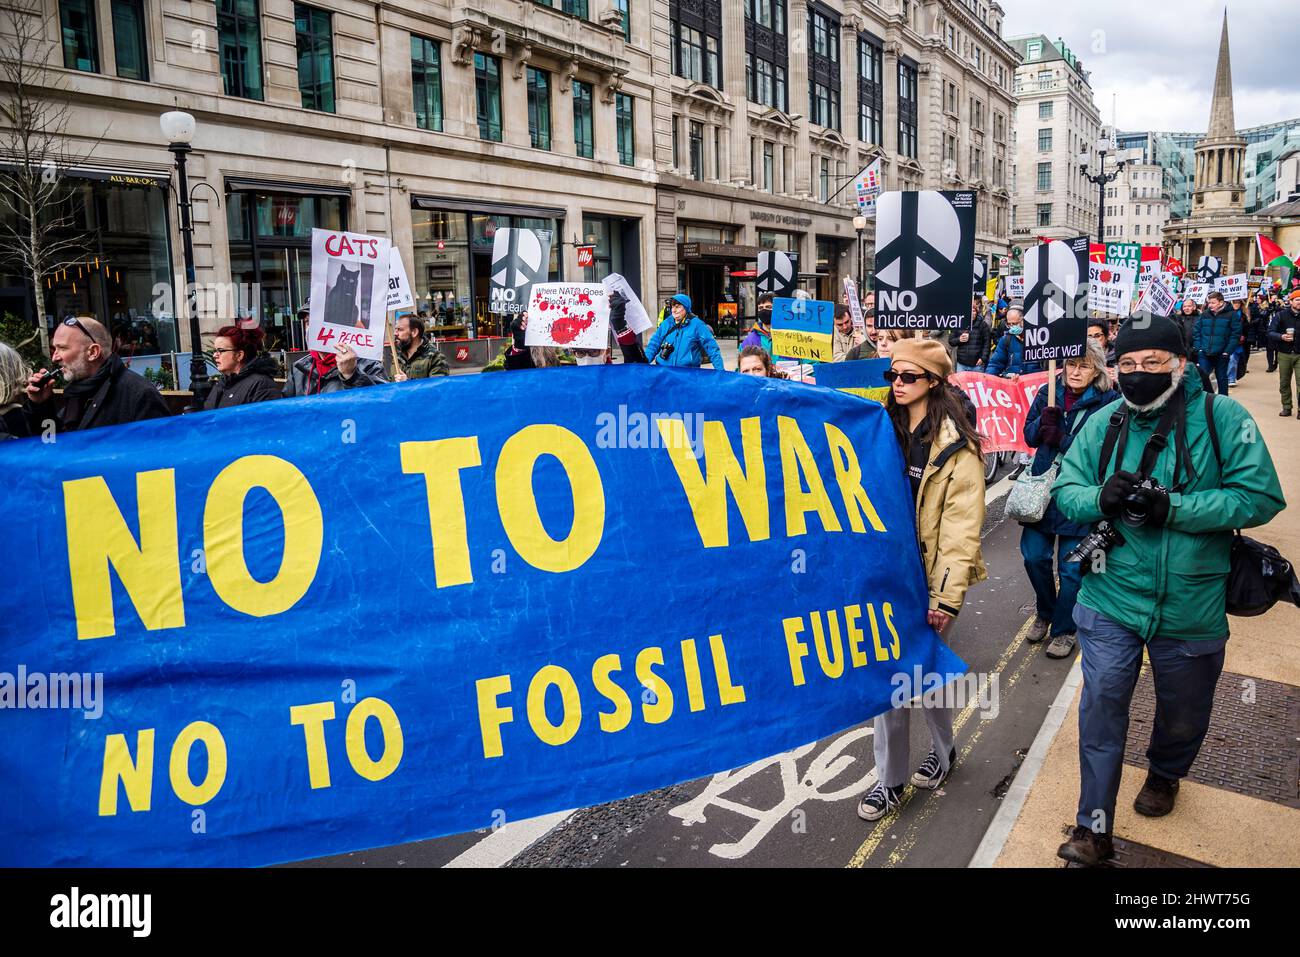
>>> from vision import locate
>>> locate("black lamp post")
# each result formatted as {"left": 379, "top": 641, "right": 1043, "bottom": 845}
{"left": 1078, "top": 136, "right": 1129, "bottom": 245}
{"left": 161, "top": 109, "right": 210, "bottom": 411}
{"left": 852, "top": 215, "right": 867, "bottom": 292}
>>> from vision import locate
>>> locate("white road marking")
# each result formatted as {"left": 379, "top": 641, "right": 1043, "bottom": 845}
{"left": 442, "top": 810, "right": 573, "bottom": 868}
{"left": 967, "top": 655, "right": 1083, "bottom": 867}
{"left": 985, "top": 472, "right": 1016, "bottom": 506}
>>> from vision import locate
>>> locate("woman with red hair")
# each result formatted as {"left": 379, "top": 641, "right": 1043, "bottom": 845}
{"left": 204, "top": 325, "right": 282, "bottom": 409}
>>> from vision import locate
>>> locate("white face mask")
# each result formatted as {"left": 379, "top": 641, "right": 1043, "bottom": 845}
{"left": 575, "top": 354, "right": 605, "bottom": 367}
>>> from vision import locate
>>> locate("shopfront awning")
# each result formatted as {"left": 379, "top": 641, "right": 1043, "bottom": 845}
{"left": 681, "top": 242, "right": 762, "bottom": 260}
{"left": 0, "top": 159, "right": 170, "bottom": 187}
{"left": 224, "top": 176, "right": 353, "bottom": 197}
{"left": 411, "top": 194, "right": 566, "bottom": 220}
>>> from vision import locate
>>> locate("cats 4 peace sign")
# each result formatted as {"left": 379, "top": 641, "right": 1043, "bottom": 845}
{"left": 308, "top": 228, "right": 392, "bottom": 361}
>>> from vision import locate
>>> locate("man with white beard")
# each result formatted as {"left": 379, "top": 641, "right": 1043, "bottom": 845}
{"left": 1049, "top": 315, "right": 1286, "bottom": 866}
{"left": 25, "top": 316, "right": 169, "bottom": 433}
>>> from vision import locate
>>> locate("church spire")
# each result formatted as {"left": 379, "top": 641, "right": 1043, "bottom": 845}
{"left": 1206, "top": 9, "right": 1236, "bottom": 138}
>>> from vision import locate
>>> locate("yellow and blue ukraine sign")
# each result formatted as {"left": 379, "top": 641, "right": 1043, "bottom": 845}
{"left": 771, "top": 297, "right": 835, "bottom": 363}
{"left": 0, "top": 365, "right": 962, "bottom": 866}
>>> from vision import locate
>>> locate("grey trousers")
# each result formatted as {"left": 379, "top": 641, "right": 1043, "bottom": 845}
{"left": 872, "top": 623, "right": 958, "bottom": 789}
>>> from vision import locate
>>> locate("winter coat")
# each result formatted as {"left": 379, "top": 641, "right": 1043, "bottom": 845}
{"left": 741, "top": 325, "right": 772, "bottom": 355}
{"left": 986, "top": 333, "right": 1042, "bottom": 377}
{"left": 1053, "top": 370, "right": 1285, "bottom": 642}
{"left": 25, "top": 353, "right": 169, "bottom": 433}
{"left": 645, "top": 315, "right": 725, "bottom": 369}
{"left": 1020, "top": 380, "right": 1119, "bottom": 538}
{"left": 0, "top": 405, "right": 35, "bottom": 441}
{"left": 284, "top": 354, "right": 388, "bottom": 397}
{"left": 395, "top": 337, "right": 450, "bottom": 379}
{"left": 831, "top": 326, "right": 865, "bottom": 363}
{"left": 1268, "top": 307, "right": 1300, "bottom": 355}
{"left": 955, "top": 318, "right": 991, "bottom": 367}
{"left": 1193, "top": 306, "right": 1241, "bottom": 356}
{"left": 204, "top": 355, "right": 282, "bottom": 410}
{"left": 913, "top": 415, "right": 989, "bottom": 618}
{"left": 1176, "top": 310, "right": 1199, "bottom": 355}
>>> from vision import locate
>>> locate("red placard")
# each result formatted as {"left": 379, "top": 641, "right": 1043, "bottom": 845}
{"left": 950, "top": 370, "right": 1054, "bottom": 454}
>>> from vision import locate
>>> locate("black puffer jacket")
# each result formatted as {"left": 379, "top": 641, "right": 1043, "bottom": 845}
{"left": 204, "top": 355, "right": 283, "bottom": 410}
{"left": 955, "top": 318, "right": 991, "bottom": 367}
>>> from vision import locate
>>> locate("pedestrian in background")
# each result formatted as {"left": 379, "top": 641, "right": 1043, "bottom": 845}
{"left": 742, "top": 293, "right": 774, "bottom": 354}
{"left": 737, "top": 345, "right": 785, "bottom": 378}
{"left": 0, "top": 342, "right": 34, "bottom": 441}
{"left": 284, "top": 341, "right": 387, "bottom": 395}
{"left": 986, "top": 305, "right": 1042, "bottom": 380}
{"left": 955, "top": 295, "right": 991, "bottom": 372}
{"left": 204, "top": 325, "right": 282, "bottom": 410}
{"left": 1193, "top": 291, "right": 1240, "bottom": 394}
{"left": 831, "top": 303, "right": 865, "bottom": 362}
{"left": 857, "top": 338, "right": 987, "bottom": 822}
{"left": 645, "top": 294, "right": 725, "bottom": 369}
{"left": 1269, "top": 289, "right": 1300, "bottom": 416}
{"left": 392, "top": 314, "right": 450, "bottom": 380}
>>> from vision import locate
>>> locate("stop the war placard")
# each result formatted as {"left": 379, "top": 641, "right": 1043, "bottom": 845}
{"left": 525, "top": 282, "right": 611, "bottom": 350}
{"left": 1021, "top": 236, "right": 1089, "bottom": 364}
{"left": 308, "top": 228, "right": 391, "bottom": 361}
{"left": 1089, "top": 261, "right": 1137, "bottom": 318}
{"left": 873, "top": 190, "right": 977, "bottom": 330}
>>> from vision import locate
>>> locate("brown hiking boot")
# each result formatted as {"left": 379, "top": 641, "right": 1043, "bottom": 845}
{"left": 1056, "top": 825, "right": 1114, "bottom": 866}
{"left": 1134, "top": 771, "right": 1179, "bottom": 817}
{"left": 1025, "top": 617, "right": 1051, "bottom": 644}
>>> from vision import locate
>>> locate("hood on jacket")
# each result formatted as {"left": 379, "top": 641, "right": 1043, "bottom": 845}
{"left": 669, "top": 293, "right": 693, "bottom": 315}
{"left": 224, "top": 354, "right": 280, "bottom": 384}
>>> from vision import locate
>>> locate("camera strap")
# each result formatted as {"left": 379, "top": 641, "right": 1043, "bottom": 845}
{"left": 1096, "top": 390, "right": 1186, "bottom": 488}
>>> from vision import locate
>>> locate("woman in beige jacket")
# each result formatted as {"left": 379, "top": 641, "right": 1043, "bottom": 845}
{"left": 858, "top": 337, "right": 988, "bottom": 822}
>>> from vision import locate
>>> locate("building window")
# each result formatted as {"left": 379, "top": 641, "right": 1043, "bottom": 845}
{"left": 970, "top": 146, "right": 982, "bottom": 180}
{"left": 615, "top": 93, "right": 635, "bottom": 166}
{"left": 1037, "top": 203, "right": 1052, "bottom": 226}
{"left": 573, "top": 80, "right": 594, "bottom": 158}
{"left": 672, "top": 115, "right": 680, "bottom": 169}
{"left": 110, "top": 0, "right": 148, "bottom": 80}
{"left": 294, "top": 4, "right": 334, "bottom": 113}
{"left": 807, "top": 3, "right": 840, "bottom": 131}
{"left": 746, "top": 1, "right": 787, "bottom": 111}
{"left": 762, "top": 141, "right": 774, "bottom": 192}
{"left": 970, "top": 97, "right": 984, "bottom": 131}
{"left": 526, "top": 67, "right": 551, "bottom": 150}
{"left": 411, "top": 35, "right": 443, "bottom": 132}
{"left": 1039, "top": 100, "right": 1053, "bottom": 119}
{"left": 1037, "top": 161, "right": 1052, "bottom": 190}
{"left": 534, "top": 0, "right": 590, "bottom": 17}
{"left": 898, "top": 60, "right": 918, "bottom": 158}
{"left": 819, "top": 156, "right": 830, "bottom": 202}
{"left": 671, "top": 0, "right": 722, "bottom": 89}
{"left": 59, "top": 0, "right": 99, "bottom": 72}
{"left": 1026, "top": 38, "right": 1042, "bottom": 60}
{"left": 475, "top": 53, "right": 502, "bottom": 141}
{"left": 858, "top": 33, "right": 882, "bottom": 145}
{"left": 1038, "top": 128, "right": 1053, "bottom": 152}
{"left": 614, "top": 0, "right": 631, "bottom": 40}
{"left": 218, "top": 0, "right": 264, "bottom": 101}
{"left": 689, "top": 121, "right": 704, "bottom": 180}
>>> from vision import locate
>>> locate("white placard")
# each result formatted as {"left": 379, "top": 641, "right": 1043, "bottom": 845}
{"left": 1184, "top": 282, "right": 1210, "bottom": 305}
{"left": 601, "top": 273, "right": 653, "bottom": 335}
{"left": 1136, "top": 275, "right": 1176, "bottom": 318}
{"left": 308, "top": 228, "right": 391, "bottom": 361}
{"left": 386, "top": 246, "right": 414, "bottom": 311}
{"left": 1088, "top": 261, "right": 1137, "bottom": 318}
{"left": 525, "top": 283, "right": 611, "bottom": 350}
{"left": 1007, "top": 275, "right": 1026, "bottom": 300}
{"left": 843, "top": 277, "right": 865, "bottom": 331}
{"left": 1214, "top": 273, "right": 1248, "bottom": 301}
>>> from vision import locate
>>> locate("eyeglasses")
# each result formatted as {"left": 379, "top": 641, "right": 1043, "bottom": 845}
{"left": 210, "top": 347, "right": 238, "bottom": 356}
{"left": 883, "top": 369, "right": 933, "bottom": 385}
{"left": 61, "top": 317, "right": 94, "bottom": 343}
{"left": 1117, "top": 357, "right": 1175, "bottom": 374}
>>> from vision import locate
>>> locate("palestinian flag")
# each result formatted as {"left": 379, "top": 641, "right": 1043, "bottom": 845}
{"left": 1258, "top": 233, "right": 1294, "bottom": 272}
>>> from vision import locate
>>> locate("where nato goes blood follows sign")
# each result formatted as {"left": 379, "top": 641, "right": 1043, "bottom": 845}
{"left": 1021, "top": 235, "right": 1089, "bottom": 364}
{"left": 772, "top": 296, "right": 835, "bottom": 362}
{"left": 0, "top": 367, "right": 962, "bottom": 866}
{"left": 873, "top": 190, "right": 977, "bottom": 330}
{"left": 308, "top": 228, "right": 391, "bottom": 362}
{"left": 525, "top": 282, "right": 611, "bottom": 350}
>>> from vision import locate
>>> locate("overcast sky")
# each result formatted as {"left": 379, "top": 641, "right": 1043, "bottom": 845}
{"left": 997, "top": 1, "right": 1299, "bottom": 132}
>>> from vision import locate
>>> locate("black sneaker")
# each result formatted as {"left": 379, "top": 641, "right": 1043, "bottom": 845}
{"left": 911, "top": 747, "right": 957, "bottom": 789}
{"left": 857, "top": 782, "right": 903, "bottom": 821}
{"left": 1282, "top": 409, "right": 1293, "bottom": 417}
{"left": 1134, "top": 771, "right": 1180, "bottom": 817}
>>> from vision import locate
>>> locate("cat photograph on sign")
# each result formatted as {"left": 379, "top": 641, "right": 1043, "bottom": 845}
{"left": 525, "top": 283, "right": 611, "bottom": 350}
{"left": 309, "top": 228, "right": 391, "bottom": 361}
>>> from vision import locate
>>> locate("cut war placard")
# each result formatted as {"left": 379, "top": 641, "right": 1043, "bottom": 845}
{"left": 772, "top": 297, "right": 834, "bottom": 362}
{"left": 308, "top": 228, "right": 391, "bottom": 361}
{"left": 525, "top": 283, "right": 610, "bottom": 349}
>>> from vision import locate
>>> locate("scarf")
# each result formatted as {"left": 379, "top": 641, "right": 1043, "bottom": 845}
{"left": 309, "top": 350, "right": 337, "bottom": 394}
{"left": 61, "top": 354, "right": 121, "bottom": 426}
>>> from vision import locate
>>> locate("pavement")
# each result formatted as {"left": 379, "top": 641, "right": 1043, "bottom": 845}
{"left": 981, "top": 364, "right": 1300, "bottom": 869}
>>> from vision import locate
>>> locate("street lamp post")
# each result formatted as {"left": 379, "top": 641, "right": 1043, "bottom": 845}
{"left": 1078, "top": 136, "right": 1129, "bottom": 246}
{"left": 160, "top": 109, "right": 210, "bottom": 411}
{"left": 852, "top": 215, "right": 867, "bottom": 292}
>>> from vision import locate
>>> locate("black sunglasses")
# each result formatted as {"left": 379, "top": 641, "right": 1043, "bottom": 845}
{"left": 62, "top": 317, "right": 95, "bottom": 343}
{"left": 883, "top": 369, "right": 933, "bottom": 385}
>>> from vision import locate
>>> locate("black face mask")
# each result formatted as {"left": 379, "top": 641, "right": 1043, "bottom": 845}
{"left": 1118, "top": 370, "right": 1174, "bottom": 407}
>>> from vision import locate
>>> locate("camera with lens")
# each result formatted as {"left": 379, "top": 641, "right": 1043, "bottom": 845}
{"left": 658, "top": 342, "right": 675, "bottom": 360}
{"left": 1066, "top": 520, "right": 1126, "bottom": 567}
{"left": 1121, "top": 477, "right": 1169, "bottom": 529}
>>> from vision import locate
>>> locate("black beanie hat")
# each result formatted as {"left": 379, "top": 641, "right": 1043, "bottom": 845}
{"left": 1113, "top": 315, "right": 1187, "bottom": 359}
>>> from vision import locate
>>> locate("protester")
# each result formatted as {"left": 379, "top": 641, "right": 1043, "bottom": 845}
{"left": 392, "top": 315, "right": 450, "bottom": 380}
{"left": 1193, "top": 291, "right": 1240, "bottom": 395}
{"left": 955, "top": 295, "right": 992, "bottom": 372}
{"left": 25, "top": 315, "right": 169, "bottom": 433}
{"left": 868, "top": 328, "right": 919, "bottom": 360}
{"left": 645, "top": 294, "right": 724, "bottom": 369}
{"left": 857, "top": 338, "right": 987, "bottom": 822}
{"left": 1269, "top": 289, "right": 1300, "bottom": 416}
{"left": 845, "top": 310, "right": 879, "bottom": 360}
{"left": 1228, "top": 299, "right": 1251, "bottom": 382}
{"left": 985, "top": 305, "right": 1042, "bottom": 379}
{"left": 1251, "top": 292, "right": 1276, "bottom": 372}
{"left": 1019, "top": 341, "right": 1117, "bottom": 659}
{"left": 204, "top": 325, "right": 281, "bottom": 410}
{"left": 737, "top": 345, "right": 784, "bottom": 378}
{"left": 0, "top": 342, "right": 35, "bottom": 441}
{"left": 741, "top": 293, "right": 774, "bottom": 354}
{"left": 831, "top": 303, "right": 865, "bottom": 362}
{"left": 1052, "top": 315, "right": 1285, "bottom": 866}
{"left": 284, "top": 341, "right": 388, "bottom": 395}
{"left": 1176, "top": 297, "right": 1200, "bottom": 356}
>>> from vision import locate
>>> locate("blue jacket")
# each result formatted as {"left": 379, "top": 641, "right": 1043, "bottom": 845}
{"left": 1193, "top": 306, "right": 1242, "bottom": 356}
{"left": 1022, "top": 380, "right": 1120, "bottom": 537}
{"left": 646, "top": 315, "right": 725, "bottom": 369}
{"left": 986, "top": 333, "right": 1043, "bottom": 377}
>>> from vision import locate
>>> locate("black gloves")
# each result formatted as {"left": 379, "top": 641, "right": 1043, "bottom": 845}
{"left": 512, "top": 317, "right": 527, "bottom": 351}
{"left": 1038, "top": 406, "right": 1064, "bottom": 448}
{"left": 1130, "top": 482, "right": 1171, "bottom": 527}
{"left": 608, "top": 290, "right": 629, "bottom": 334}
{"left": 1099, "top": 470, "right": 1139, "bottom": 517}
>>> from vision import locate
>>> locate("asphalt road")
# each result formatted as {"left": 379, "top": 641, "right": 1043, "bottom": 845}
{"left": 293, "top": 456, "right": 1075, "bottom": 869}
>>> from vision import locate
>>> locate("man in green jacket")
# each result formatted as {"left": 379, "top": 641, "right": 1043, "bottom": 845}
{"left": 1051, "top": 315, "right": 1285, "bottom": 866}
{"left": 393, "top": 314, "right": 450, "bottom": 381}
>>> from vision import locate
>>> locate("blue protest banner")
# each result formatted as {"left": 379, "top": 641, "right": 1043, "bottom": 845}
{"left": 771, "top": 297, "right": 835, "bottom": 362}
{"left": 814, "top": 358, "right": 892, "bottom": 403}
{"left": 0, "top": 365, "right": 964, "bottom": 866}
